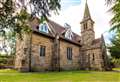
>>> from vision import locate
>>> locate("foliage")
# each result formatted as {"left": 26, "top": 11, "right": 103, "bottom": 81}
{"left": 0, "top": 0, "right": 15, "bottom": 36}
{"left": 30, "top": 0, "right": 61, "bottom": 20}
{"left": 0, "top": 29, "right": 16, "bottom": 54}
{"left": 0, "top": 0, "right": 61, "bottom": 34}
{"left": 106, "top": 0, "right": 120, "bottom": 67}
{"left": 108, "top": 31, "right": 120, "bottom": 58}
{"left": 0, "top": 55, "right": 14, "bottom": 69}
{"left": 106, "top": 0, "right": 120, "bottom": 31}
{"left": 111, "top": 58, "right": 120, "bottom": 65}
{"left": 0, "top": 0, "right": 61, "bottom": 54}
{"left": 15, "top": 9, "right": 32, "bottom": 39}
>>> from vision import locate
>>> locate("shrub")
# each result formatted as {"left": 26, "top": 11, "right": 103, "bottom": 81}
{"left": 111, "top": 58, "right": 120, "bottom": 67}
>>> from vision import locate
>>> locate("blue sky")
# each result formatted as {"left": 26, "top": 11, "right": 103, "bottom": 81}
{"left": 61, "top": 0, "right": 81, "bottom": 10}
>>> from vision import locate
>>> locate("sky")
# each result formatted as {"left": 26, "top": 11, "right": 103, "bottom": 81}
{"left": 50, "top": 0, "right": 113, "bottom": 43}
{"left": 0, "top": 0, "right": 113, "bottom": 54}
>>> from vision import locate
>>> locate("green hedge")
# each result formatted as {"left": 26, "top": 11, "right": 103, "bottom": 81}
{"left": 111, "top": 58, "right": 120, "bottom": 67}
{"left": 0, "top": 55, "right": 14, "bottom": 68}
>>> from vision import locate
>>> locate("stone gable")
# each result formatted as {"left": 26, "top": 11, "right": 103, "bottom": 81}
{"left": 59, "top": 40, "right": 81, "bottom": 70}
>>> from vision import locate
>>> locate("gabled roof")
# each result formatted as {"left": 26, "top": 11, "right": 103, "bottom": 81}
{"left": 29, "top": 17, "right": 81, "bottom": 44}
{"left": 47, "top": 20, "right": 65, "bottom": 35}
{"left": 48, "top": 20, "right": 81, "bottom": 43}
{"left": 92, "top": 38, "right": 102, "bottom": 48}
{"left": 92, "top": 38, "right": 102, "bottom": 44}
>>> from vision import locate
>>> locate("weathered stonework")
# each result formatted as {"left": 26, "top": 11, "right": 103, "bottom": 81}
{"left": 15, "top": 2, "right": 111, "bottom": 72}
{"left": 15, "top": 33, "right": 31, "bottom": 71}
{"left": 31, "top": 33, "right": 54, "bottom": 71}
{"left": 59, "top": 40, "right": 80, "bottom": 70}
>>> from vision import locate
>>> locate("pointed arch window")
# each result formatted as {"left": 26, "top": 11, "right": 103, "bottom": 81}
{"left": 39, "top": 22, "right": 49, "bottom": 33}
{"left": 84, "top": 23, "right": 87, "bottom": 30}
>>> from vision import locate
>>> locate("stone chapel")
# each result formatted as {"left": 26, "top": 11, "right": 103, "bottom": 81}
{"left": 15, "top": 2, "right": 111, "bottom": 71}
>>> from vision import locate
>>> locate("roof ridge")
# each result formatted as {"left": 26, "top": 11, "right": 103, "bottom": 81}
{"left": 48, "top": 19, "right": 81, "bottom": 37}
{"left": 48, "top": 19, "right": 65, "bottom": 29}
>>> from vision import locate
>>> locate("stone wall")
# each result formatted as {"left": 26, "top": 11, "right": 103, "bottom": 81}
{"left": 15, "top": 33, "right": 31, "bottom": 71}
{"left": 59, "top": 40, "right": 80, "bottom": 70}
{"left": 15, "top": 32, "right": 108, "bottom": 72}
{"left": 31, "top": 33, "right": 54, "bottom": 71}
{"left": 82, "top": 48, "right": 105, "bottom": 71}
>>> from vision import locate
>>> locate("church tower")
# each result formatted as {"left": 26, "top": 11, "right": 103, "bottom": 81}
{"left": 80, "top": 1, "right": 95, "bottom": 46}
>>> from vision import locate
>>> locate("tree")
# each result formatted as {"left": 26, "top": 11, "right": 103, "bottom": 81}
{"left": 0, "top": 0, "right": 61, "bottom": 54}
{"left": 0, "top": 0, "right": 61, "bottom": 35}
{"left": 106, "top": 0, "right": 120, "bottom": 67}
{"left": 108, "top": 31, "right": 120, "bottom": 58}
{"left": 106, "top": 0, "right": 120, "bottom": 31}
{"left": 0, "top": 0, "right": 61, "bottom": 32}
{"left": 106, "top": 0, "right": 120, "bottom": 57}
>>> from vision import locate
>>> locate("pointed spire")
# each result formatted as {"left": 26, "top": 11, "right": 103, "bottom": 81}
{"left": 83, "top": 0, "right": 91, "bottom": 19}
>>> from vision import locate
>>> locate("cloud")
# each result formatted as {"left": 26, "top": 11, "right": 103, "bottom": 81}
{"left": 49, "top": 0, "right": 112, "bottom": 39}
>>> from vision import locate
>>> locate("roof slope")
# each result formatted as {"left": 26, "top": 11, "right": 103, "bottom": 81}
{"left": 48, "top": 20, "right": 81, "bottom": 42}
{"left": 92, "top": 38, "right": 102, "bottom": 48}
{"left": 29, "top": 17, "right": 81, "bottom": 43}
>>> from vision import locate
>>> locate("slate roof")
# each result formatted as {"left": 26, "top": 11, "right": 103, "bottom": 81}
{"left": 47, "top": 20, "right": 81, "bottom": 42}
{"left": 29, "top": 17, "right": 81, "bottom": 44}
{"left": 29, "top": 17, "right": 101, "bottom": 46}
{"left": 92, "top": 38, "right": 102, "bottom": 48}
{"left": 47, "top": 20, "right": 65, "bottom": 35}
{"left": 92, "top": 38, "right": 102, "bottom": 44}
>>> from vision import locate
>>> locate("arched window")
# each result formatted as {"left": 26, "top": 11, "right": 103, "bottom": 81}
{"left": 39, "top": 22, "right": 49, "bottom": 33}
{"left": 84, "top": 23, "right": 87, "bottom": 30}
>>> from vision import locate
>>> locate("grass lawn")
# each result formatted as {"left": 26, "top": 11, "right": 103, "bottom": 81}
{"left": 0, "top": 69, "right": 120, "bottom": 82}
{"left": 113, "top": 68, "right": 120, "bottom": 71}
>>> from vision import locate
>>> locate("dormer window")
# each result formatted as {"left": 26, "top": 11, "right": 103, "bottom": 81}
{"left": 65, "top": 29, "right": 73, "bottom": 40}
{"left": 39, "top": 22, "right": 49, "bottom": 33}
{"left": 64, "top": 23, "right": 73, "bottom": 40}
